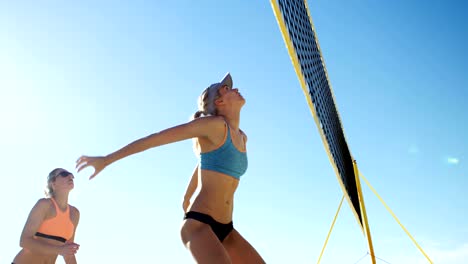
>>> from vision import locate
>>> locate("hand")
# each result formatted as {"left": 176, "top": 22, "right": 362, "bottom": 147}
{"left": 76, "top": 155, "right": 108, "bottom": 180}
{"left": 58, "top": 242, "right": 80, "bottom": 256}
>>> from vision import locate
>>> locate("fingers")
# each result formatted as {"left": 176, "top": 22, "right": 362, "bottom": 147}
{"left": 76, "top": 156, "right": 97, "bottom": 173}
{"left": 75, "top": 155, "right": 88, "bottom": 166}
{"left": 75, "top": 155, "right": 84, "bottom": 164}
{"left": 61, "top": 243, "right": 80, "bottom": 256}
{"left": 66, "top": 241, "right": 80, "bottom": 247}
{"left": 75, "top": 156, "right": 90, "bottom": 171}
{"left": 89, "top": 171, "right": 98, "bottom": 180}
{"left": 75, "top": 155, "right": 103, "bottom": 179}
{"left": 71, "top": 244, "right": 80, "bottom": 250}
{"left": 76, "top": 162, "right": 89, "bottom": 173}
{"left": 68, "top": 246, "right": 79, "bottom": 254}
{"left": 75, "top": 156, "right": 95, "bottom": 179}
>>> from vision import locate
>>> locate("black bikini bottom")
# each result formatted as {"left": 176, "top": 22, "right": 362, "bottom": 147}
{"left": 184, "top": 211, "right": 233, "bottom": 242}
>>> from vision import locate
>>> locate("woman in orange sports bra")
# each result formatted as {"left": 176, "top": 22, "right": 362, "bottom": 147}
{"left": 12, "top": 168, "right": 80, "bottom": 264}
{"left": 76, "top": 73, "right": 265, "bottom": 263}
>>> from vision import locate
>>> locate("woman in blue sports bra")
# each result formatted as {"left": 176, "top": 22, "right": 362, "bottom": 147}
{"left": 76, "top": 73, "right": 265, "bottom": 264}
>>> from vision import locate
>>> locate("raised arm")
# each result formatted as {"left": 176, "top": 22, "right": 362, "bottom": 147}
{"left": 19, "top": 199, "right": 79, "bottom": 256}
{"left": 76, "top": 116, "right": 225, "bottom": 179}
{"left": 182, "top": 165, "right": 199, "bottom": 212}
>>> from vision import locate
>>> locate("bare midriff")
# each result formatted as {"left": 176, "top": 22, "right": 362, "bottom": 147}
{"left": 12, "top": 236, "right": 62, "bottom": 264}
{"left": 188, "top": 168, "right": 239, "bottom": 224}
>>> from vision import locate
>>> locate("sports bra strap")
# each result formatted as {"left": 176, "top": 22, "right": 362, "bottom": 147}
{"left": 50, "top": 198, "right": 69, "bottom": 214}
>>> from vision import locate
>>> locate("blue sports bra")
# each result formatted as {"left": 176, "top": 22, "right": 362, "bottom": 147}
{"left": 199, "top": 124, "right": 248, "bottom": 179}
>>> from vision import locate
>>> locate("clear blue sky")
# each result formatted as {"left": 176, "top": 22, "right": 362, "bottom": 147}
{"left": 1, "top": 1, "right": 466, "bottom": 263}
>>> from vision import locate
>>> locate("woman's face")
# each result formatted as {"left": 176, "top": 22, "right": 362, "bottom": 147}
{"left": 217, "top": 84, "right": 245, "bottom": 107}
{"left": 51, "top": 170, "right": 75, "bottom": 193}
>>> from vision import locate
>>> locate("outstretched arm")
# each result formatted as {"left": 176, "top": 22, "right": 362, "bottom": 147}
{"left": 183, "top": 165, "right": 199, "bottom": 212}
{"left": 76, "top": 116, "right": 224, "bottom": 179}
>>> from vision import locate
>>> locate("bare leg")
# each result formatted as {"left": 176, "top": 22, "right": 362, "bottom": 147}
{"left": 181, "top": 219, "right": 232, "bottom": 264}
{"left": 223, "top": 229, "right": 265, "bottom": 264}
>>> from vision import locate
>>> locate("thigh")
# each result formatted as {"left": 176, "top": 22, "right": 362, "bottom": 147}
{"left": 182, "top": 219, "right": 232, "bottom": 264}
{"left": 222, "top": 229, "right": 265, "bottom": 264}
{"left": 13, "top": 249, "right": 53, "bottom": 264}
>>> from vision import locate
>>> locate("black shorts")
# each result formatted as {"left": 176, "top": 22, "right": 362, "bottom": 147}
{"left": 184, "top": 211, "right": 233, "bottom": 242}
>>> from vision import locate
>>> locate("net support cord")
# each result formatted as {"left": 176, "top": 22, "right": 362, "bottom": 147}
{"left": 317, "top": 194, "right": 345, "bottom": 264}
{"left": 317, "top": 171, "right": 434, "bottom": 264}
{"left": 358, "top": 170, "right": 434, "bottom": 263}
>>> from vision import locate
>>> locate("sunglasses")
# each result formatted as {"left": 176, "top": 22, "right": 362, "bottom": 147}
{"left": 56, "top": 171, "right": 72, "bottom": 178}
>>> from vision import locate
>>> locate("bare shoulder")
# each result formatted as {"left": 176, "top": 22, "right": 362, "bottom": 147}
{"left": 191, "top": 116, "right": 228, "bottom": 148}
{"left": 189, "top": 115, "right": 226, "bottom": 135}
{"left": 27, "top": 198, "right": 52, "bottom": 218}
{"left": 192, "top": 115, "right": 225, "bottom": 127}
{"left": 69, "top": 205, "right": 80, "bottom": 215}
{"left": 35, "top": 198, "right": 53, "bottom": 210}
{"left": 69, "top": 205, "right": 80, "bottom": 224}
{"left": 240, "top": 128, "right": 248, "bottom": 142}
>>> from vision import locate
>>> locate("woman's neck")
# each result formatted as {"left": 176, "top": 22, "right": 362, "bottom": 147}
{"left": 218, "top": 105, "right": 241, "bottom": 128}
{"left": 53, "top": 192, "right": 69, "bottom": 208}
{"left": 222, "top": 113, "right": 240, "bottom": 131}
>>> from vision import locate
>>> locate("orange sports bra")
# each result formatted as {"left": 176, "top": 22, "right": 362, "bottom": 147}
{"left": 35, "top": 198, "right": 74, "bottom": 243}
